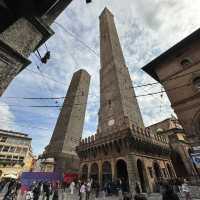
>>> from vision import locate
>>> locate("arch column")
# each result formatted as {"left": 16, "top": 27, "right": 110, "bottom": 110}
{"left": 111, "top": 158, "right": 116, "bottom": 180}
{"left": 98, "top": 160, "right": 103, "bottom": 187}
{"left": 127, "top": 153, "right": 140, "bottom": 195}
{"left": 137, "top": 159, "right": 151, "bottom": 193}
{"left": 142, "top": 161, "right": 151, "bottom": 193}
{"left": 88, "top": 163, "right": 91, "bottom": 180}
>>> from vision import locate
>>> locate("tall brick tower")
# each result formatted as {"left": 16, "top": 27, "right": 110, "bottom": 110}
{"left": 77, "top": 9, "right": 175, "bottom": 194}
{"left": 98, "top": 8, "right": 144, "bottom": 136}
{"left": 45, "top": 69, "right": 90, "bottom": 173}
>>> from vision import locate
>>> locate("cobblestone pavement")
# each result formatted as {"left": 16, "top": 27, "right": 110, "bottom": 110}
{"left": 0, "top": 190, "right": 200, "bottom": 200}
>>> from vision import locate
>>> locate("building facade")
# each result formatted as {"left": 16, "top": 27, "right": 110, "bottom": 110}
{"left": 0, "top": 0, "right": 73, "bottom": 96}
{"left": 148, "top": 117, "right": 198, "bottom": 178}
{"left": 142, "top": 29, "right": 200, "bottom": 147}
{"left": 33, "top": 157, "right": 55, "bottom": 173}
{"left": 0, "top": 129, "right": 34, "bottom": 179}
{"left": 76, "top": 8, "right": 175, "bottom": 193}
{"left": 44, "top": 69, "right": 90, "bottom": 173}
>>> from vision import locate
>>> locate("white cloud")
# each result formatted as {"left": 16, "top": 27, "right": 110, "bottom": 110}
{"left": 2, "top": 0, "right": 200, "bottom": 154}
{"left": 0, "top": 101, "right": 16, "bottom": 130}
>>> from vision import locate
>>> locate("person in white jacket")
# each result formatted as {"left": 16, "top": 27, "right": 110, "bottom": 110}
{"left": 25, "top": 191, "right": 34, "bottom": 200}
{"left": 70, "top": 181, "right": 75, "bottom": 195}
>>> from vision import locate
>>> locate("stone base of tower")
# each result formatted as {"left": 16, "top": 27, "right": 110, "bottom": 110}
{"left": 76, "top": 127, "right": 176, "bottom": 193}
{"left": 54, "top": 153, "right": 80, "bottom": 174}
{"left": 42, "top": 150, "right": 80, "bottom": 174}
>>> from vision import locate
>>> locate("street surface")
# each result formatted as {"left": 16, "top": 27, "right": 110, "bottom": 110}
{"left": 0, "top": 191, "right": 200, "bottom": 200}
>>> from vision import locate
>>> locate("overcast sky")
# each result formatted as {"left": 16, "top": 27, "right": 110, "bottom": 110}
{"left": 1, "top": 0, "right": 200, "bottom": 155}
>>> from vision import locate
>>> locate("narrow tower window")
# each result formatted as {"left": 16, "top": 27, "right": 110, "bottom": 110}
{"left": 108, "top": 99, "right": 111, "bottom": 107}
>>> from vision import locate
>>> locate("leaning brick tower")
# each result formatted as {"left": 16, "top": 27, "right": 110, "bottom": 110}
{"left": 45, "top": 69, "right": 90, "bottom": 173}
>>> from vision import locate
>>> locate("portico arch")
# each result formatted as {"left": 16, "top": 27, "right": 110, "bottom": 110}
{"left": 82, "top": 164, "right": 88, "bottom": 180}
{"left": 90, "top": 163, "right": 99, "bottom": 182}
{"left": 116, "top": 159, "right": 128, "bottom": 180}
{"left": 102, "top": 161, "right": 112, "bottom": 186}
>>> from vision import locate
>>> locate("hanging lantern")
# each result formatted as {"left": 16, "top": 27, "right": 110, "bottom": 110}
{"left": 41, "top": 51, "right": 51, "bottom": 64}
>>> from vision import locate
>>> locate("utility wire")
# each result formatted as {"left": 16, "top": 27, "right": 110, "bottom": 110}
{"left": 1, "top": 82, "right": 190, "bottom": 101}
{"left": 54, "top": 22, "right": 99, "bottom": 57}
{"left": 25, "top": 68, "right": 67, "bottom": 86}
{"left": 7, "top": 64, "right": 200, "bottom": 101}
{"left": 36, "top": 65, "right": 60, "bottom": 106}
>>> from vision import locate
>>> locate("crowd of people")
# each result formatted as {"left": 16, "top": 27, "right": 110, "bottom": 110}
{"left": 0, "top": 179, "right": 60, "bottom": 200}
{"left": 154, "top": 178, "right": 192, "bottom": 200}
{"left": 0, "top": 177, "right": 194, "bottom": 200}
{"left": 0, "top": 179, "right": 21, "bottom": 200}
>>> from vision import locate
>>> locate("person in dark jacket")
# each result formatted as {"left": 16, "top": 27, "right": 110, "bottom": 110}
{"left": 43, "top": 182, "right": 50, "bottom": 200}
{"left": 93, "top": 181, "right": 99, "bottom": 198}
{"left": 32, "top": 183, "right": 40, "bottom": 200}
{"left": 52, "top": 189, "right": 59, "bottom": 200}
{"left": 162, "top": 185, "right": 179, "bottom": 200}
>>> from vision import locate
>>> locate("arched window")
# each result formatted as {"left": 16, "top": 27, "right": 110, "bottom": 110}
{"left": 82, "top": 164, "right": 88, "bottom": 180}
{"left": 180, "top": 57, "right": 192, "bottom": 67}
{"left": 90, "top": 163, "right": 99, "bottom": 181}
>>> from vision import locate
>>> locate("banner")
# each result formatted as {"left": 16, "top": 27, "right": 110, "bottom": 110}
{"left": 20, "top": 172, "right": 62, "bottom": 192}
{"left": 191, "top": 153, "right": 200, "bottom": 167}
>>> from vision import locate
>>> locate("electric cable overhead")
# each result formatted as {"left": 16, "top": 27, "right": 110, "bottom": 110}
{"left": 1, "top": 81, "right": 190, "bottom": 101}
{"left": 54, "top": 22, "right": 99, "bottom": 57}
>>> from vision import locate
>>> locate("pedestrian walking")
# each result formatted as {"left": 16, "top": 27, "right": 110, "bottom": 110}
{"left": 52, "top": 189, "right": 59, "bottom": 200}
{"left": 25, "top": 190, "right": 34, "bottom": 200}
{"left": 79, "top": 182, "right": 86, "bottom": 200}
{"left": 162, "top": 185, "right": 179, "bottom": 200}
{"left": 94, "top": 181, "right": 100, "bottom": 199}
{"left": 3, "top": 180, "right": 17, "bottom": 200}
{"left": 86, "top": 179, "right": 92, "bottom": 200}
{"left": 182, "top": 179, "right": 192, "bottom": 200}
{"left": 33, "top": 183, "right": 41, "bottom": 200}
{"left": 120, "top": 178, "right": 130, "bottom": 199}
{"left": 70, "top": 180, "right": 75, "bottom": 195}
{"left": 43, "top": 182, "right": 50, "bottom": 200}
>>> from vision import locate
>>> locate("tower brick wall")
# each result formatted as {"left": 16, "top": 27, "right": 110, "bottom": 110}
{"left": 45, "top": 69, "right": 90, "bottom": 173}
{"left": 98, "top": 8, "right": 144, "bottom": 137}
